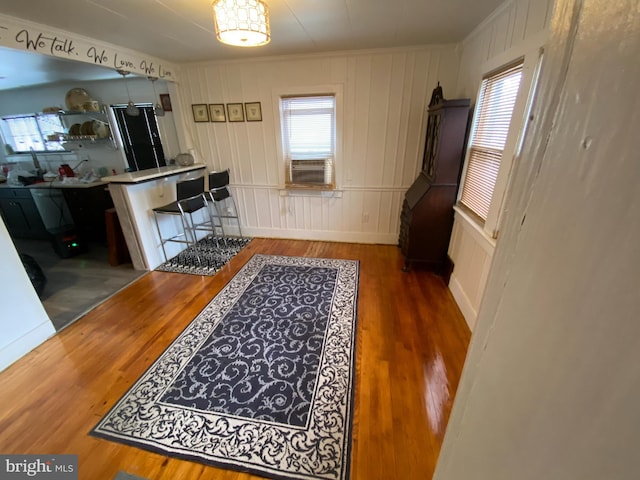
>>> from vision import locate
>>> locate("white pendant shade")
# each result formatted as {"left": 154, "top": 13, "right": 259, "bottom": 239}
{"left": 213, "top": 0, "right": 271, "bottom": 47}
{"left": 117, "top": 69, "right": 140, "bottom": 117}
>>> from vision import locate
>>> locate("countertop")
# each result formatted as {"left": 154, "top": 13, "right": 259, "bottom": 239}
{"left": 0, "top": 164, "right": 206, "bottom": 189}
{"left": 100, "top": 164, "right": 206, "bottom": 184}
{"left": 0, "top": 179, "right": 109, "bottom": 189}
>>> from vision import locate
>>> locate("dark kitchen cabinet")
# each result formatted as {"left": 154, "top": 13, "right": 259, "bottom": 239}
{"left": 399, "top": 97, "right": 470, "bottom": 277}
{"left": 0, "top": 188, "right": 48, "bottom": 239}
{"left": 63, "top": 185, "right": 114, "bottom": 243}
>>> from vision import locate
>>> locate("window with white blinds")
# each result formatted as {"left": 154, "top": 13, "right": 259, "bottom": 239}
{"left": 460, "top": 61, "right": 524, "bottom": 221}
{"left": 280, "top": 95, "right": 336, "bottom": 187}
{"left": 2, "top": 114, "right": 65, "bottom": 152}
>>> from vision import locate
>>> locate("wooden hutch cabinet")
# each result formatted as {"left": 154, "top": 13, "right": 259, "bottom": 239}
{"left": 399, "top": 97, "right": 470, "bottom": 276}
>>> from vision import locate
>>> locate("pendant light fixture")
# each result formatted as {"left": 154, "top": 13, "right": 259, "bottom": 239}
{"left": 212, "top": 0, "right": 271, "bottom": 47}
{"left": 117, "top": 70, "right": 140, "bottom": 117}
{"left": 148, "top": 77, "right": 165, "bottom": 117}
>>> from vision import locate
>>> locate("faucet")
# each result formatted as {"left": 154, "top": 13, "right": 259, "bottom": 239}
{"left": 70, "top": 158, "right": 88, "bottom": 173}
{"left": 30, "top": 147, "right": 43, "bottom": 177}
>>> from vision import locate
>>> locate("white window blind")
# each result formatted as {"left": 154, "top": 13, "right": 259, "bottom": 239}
{"left": 280, "top": 95, "right": 336, "bottom": 187}
{"left": 460, "top": 61, "right": 524, "bottom": 221}
{"left": 2, "top": 114, "right": 65, "bottom": 152}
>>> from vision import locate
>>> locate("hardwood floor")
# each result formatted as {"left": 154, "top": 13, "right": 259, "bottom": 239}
{"left": 0, "top": 239, "right": 471, "bottom": 480}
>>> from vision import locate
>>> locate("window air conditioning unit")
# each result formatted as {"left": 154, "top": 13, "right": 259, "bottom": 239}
{"left": 289, "top": 159, "right": 333, "bottom": 186}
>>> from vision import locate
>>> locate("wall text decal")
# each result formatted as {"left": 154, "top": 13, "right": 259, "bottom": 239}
{"left": 0, "top": 14, "right": 177, "bottom": 81}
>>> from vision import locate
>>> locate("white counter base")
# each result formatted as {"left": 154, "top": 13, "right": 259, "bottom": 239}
{"left": 106, "top": 165, "right": 206, "bottom": 270}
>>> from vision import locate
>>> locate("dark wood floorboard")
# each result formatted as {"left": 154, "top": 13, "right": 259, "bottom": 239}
{"left": 0, "top": 238, "right": 471, "bottom": 480}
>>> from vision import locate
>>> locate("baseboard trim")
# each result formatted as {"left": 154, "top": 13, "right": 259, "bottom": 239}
{"left": 0, "top": 321, "right": 55, "bottom": 372}
{"left": 448, "top": 275, "right": 477, "bottom": 331}
{"left": 241, "top": 228, "right": 398, "bottom": 245}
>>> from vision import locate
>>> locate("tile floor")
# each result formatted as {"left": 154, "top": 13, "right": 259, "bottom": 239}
{"left": 12, "top": 237, "right": 146, "bottom": 331}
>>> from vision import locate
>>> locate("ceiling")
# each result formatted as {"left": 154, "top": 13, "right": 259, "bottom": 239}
{"left": 0, "top": 0, "right": 504, "bottom": 90}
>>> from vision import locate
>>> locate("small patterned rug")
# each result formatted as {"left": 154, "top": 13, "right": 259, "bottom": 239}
{"left": 155, "top": 236, "right": 252, "bottom": 276}
{"left": 113, "top": 472, "right": 148, "bottom": 480}
{"left": 92, "top": 254, "right": 359, "bottom": 480}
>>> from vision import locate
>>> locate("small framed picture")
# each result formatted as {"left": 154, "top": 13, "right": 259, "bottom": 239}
{"left": 160, "top": 94, "right": 172, "bottom": 112}
{"left": 245, "top": 102, "right": 262, "bottom": 122}
{"left": 227, "top": 103, "right": 244, "bottom": 122}
{"left": 192, "top": 104, "right": 209, "bottom": 122}
{"left": 208, "top": 104, "right": 226, "bottom": 122}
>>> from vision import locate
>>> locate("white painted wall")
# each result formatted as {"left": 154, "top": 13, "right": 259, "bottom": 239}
{"left": 0, "top": 76, "right": 180, "bottom": 174}
{"left": 435, "top": 0, "right": 640, "bottom": 478}
{"left": 0, "top": 220, "right": 55, "bottom": 371}
{"left": 174, "top": 46, "right": 461, "bottom": 244}
{"left": 448, "top": 0, "right": 554, "bottom": 329}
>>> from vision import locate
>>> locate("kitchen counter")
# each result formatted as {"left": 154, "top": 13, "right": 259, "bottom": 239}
{"left": 1, "top": 164, "right": 204, "bottom": 188}
{"left": 101, "top": 164, "right": 205, "bottom": 184}
{"left": 0, "top": 179, "right": 108, "bottom": 189}
{"left": 30, "top": 179, "right": 109, "bottom": 189}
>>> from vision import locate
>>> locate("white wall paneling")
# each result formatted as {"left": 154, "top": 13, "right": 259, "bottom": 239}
{"left": 435, "top": 0, "right": 640, "bottom": 477}
{"left": 449, "top": 0, "right": 553, "bottom": 329}
{"left": 232, "top": 185, "right": 406, "bottom": 243}
{"left": 455, "top": 0, "right": 554, "bottom": 99}
{"left": 448, "top": 209, "right": 495, "bottom": 329}
{"left": 175, "top": 46, "right": 460, "bottom": 244}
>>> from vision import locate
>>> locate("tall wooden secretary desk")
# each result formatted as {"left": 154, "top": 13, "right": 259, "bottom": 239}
{"left": 399, "top": 96, "right": 471, "bottom": 278}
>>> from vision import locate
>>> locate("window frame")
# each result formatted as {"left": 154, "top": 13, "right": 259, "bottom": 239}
{"left": 1, "top": 113, "right": 66, "bottom": 153}
{"left": 456, "top": 45, "right": 544, "bottom": 239}
{"left": 111, "top": 103, "right": 166, "bottom": 172}
{"left": 458, "top": 59, "right": 525, "bottom": 224}
{"left": 273, "top": 84, "right": 343, "bottom": 190}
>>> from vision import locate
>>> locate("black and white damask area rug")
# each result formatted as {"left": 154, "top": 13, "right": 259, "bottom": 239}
{"left": 155, "top": 236, "right": 252, "bottom": 276}
{"left": 92, "top": 254, "right": 360, "bottom": 480}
